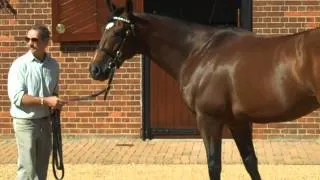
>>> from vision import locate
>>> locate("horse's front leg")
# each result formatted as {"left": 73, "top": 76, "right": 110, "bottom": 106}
{"left": 228, "top": 122, "right": 261, "bottom": 180}
{"left": 197, "top": 112, "right": 224, "bottom": 180}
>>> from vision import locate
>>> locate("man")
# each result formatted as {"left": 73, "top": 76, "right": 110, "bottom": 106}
{"left": 8, "top": 25, "right": 67, "bottom": 180}
{"left": 0, "top": 0, "right": 17, "bottom": 15}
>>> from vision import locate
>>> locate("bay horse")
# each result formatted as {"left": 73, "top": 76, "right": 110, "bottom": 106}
{"left": 89, "top": 0, "right": 319, "bottom": 179}
{"left": 0, "top": 0, "right": 17, "bottom": 15}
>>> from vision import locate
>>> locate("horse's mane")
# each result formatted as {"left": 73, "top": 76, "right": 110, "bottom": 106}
{"left": 138, "top": 13, "right": 320, "bottom": 40}
{"left": 135, "top": 12, "right": 251, "bottom": 36}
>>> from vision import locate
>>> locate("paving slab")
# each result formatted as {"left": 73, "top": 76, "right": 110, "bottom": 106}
{"left": 0, "top": 138, "right": 319, "bottom": 165}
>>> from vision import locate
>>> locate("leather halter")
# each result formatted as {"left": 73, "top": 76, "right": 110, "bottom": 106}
{"left": 98, "top": 16, "right": 135, "bottom": 70}
{"left": 67, "top": 16, "right": 135, "bottom": 102}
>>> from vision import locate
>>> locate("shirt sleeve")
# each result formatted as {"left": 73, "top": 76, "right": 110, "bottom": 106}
{"left": 7, "top": 61, "right": 26, "bottom": 107}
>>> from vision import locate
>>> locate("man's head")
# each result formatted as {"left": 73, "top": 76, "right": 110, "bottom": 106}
{"left": 25, "top": 25, "right": 50, "bottom": 59}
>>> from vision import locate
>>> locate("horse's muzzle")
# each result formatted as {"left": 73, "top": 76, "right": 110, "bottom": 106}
{"left": 89, "top": 63, "right": 109, "bottom": 81}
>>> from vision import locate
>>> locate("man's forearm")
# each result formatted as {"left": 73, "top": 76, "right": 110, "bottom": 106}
{"left": 21, "top": 94, "right": 44, "bottom": 106}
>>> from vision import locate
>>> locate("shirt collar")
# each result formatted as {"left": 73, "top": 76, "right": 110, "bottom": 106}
{"left": 26, "top": 50, "right": 50, "bottom": 63}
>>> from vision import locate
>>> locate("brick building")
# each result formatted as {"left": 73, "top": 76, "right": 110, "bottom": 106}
{"left": 0, "top": 0, "right": 319, "bottom": 139}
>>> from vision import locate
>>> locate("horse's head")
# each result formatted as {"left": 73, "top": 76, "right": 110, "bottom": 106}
{"left": 89, "top": 0, "right": 136, "bottom": 81}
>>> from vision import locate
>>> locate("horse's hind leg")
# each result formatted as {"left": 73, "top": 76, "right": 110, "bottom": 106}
{"left": 197, "top": 113, "right": 224, "bottom": 180}
{"left": 229, "top": 122, "right": 261, "bottom": 180}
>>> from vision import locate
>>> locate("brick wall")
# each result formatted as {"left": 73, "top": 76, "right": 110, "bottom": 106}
{"left": 252, "top": 0, "right": 320, "bottom": 138}
{"left": 0, "top": 0, "right": 319, "bottom": 139}
{"left": 0, "top": 0, "right": 142, "bottom": 137}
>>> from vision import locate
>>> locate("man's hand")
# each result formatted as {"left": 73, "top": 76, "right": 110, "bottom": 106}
{"left": 43, "top": 96, "right": 68, "bottom": 110}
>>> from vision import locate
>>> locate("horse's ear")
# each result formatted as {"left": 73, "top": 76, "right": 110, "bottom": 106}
{"left": 105, "top": 0, "right": 115, "bottom": 12}
{"left": 125, "top": 0, "right": 133, "bottom": 14}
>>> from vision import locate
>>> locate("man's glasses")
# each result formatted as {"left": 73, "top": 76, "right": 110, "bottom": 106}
{"left": 25, "top": 37, "right": 39, "bottom": 43}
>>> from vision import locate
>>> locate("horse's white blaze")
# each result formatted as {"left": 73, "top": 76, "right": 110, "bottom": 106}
{"left": 105, "top": 22, "right": 115, "bottom": 30}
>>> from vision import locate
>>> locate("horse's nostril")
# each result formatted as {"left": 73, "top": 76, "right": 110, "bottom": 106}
{"left": 90, "top": 64, "right": 100, "bottom": 78}
{"left": 93, "top": 66, "right": 99, "bottom": 74}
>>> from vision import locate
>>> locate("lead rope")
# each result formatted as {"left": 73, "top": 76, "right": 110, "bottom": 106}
{"left": 52, "top": 109, "right": 64, "bottom": 180}
{"left": 51, "top": 16, "right": 129, "bottom": 179}
{"left": 68, "top": 66, "right": 116, "bottom": 102}
{"left": 51, "top": 67, "right": 116, "bottom": 180}
{"left": 104, "top": 66, "right": 116, "bottom": 100}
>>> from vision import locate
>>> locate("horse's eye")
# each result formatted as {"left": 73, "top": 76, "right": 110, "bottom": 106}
{"left": 115, "top": 31, "right": 125, "bottom": 37}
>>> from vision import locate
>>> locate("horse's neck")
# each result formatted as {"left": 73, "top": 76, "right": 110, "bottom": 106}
{"left": 135, "top": 14, "right": 207, "bottom": 80}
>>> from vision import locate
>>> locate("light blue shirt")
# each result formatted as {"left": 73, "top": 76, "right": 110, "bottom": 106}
{"left": 7, "top": 51, "right": 59, "bottom": 119}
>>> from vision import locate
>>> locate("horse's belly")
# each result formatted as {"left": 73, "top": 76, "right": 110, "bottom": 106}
{"left": 233, "top": 97, "right": 319, "bottom": 123}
